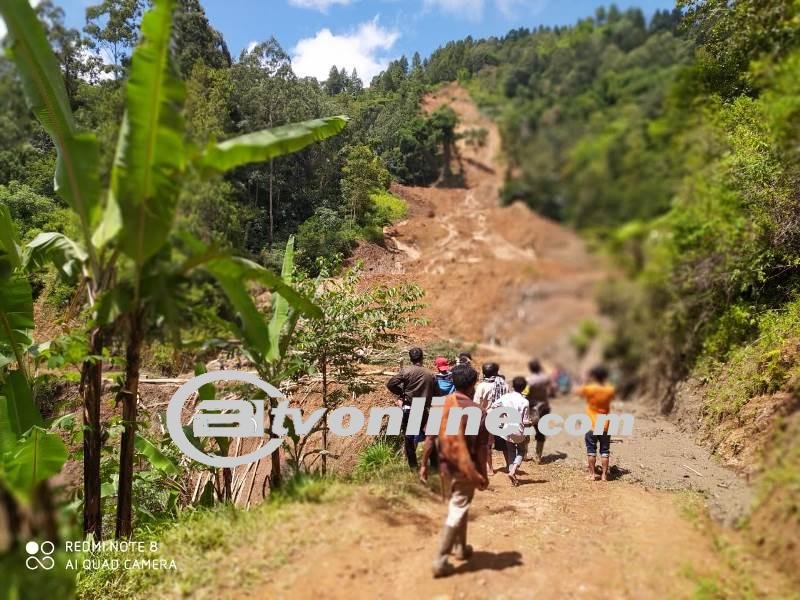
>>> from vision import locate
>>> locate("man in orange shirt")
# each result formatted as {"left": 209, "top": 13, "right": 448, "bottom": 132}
{"left": 577, "top": 365, "right": 615, "bottom": 481}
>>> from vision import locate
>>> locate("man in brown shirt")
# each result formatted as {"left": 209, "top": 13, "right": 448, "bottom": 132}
{"left": 526, "top": 358, "right": 554, "bottom": 463}
{"left": 432, "top": 363, "right": 489, "bottom": 577}
{"left": 386, "top": 347, "right": 440, "bottom": 469}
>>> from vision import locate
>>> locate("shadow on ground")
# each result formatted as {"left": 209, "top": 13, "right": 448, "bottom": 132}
{"left": 452, "top": 551, "right": 523, "bottom": 574}
{"left": 540, "top": 452, "right": 568, "bottom": 464}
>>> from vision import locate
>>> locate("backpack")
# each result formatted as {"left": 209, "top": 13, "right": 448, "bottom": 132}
{"left": 488, "top": 376, "right": 507, "bottom": 405}
{"left": 436, "top": 372, "right": 455, "bottom": 396}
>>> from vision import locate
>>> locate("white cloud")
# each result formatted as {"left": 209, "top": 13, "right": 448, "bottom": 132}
{"left": 289, "top": 0, "right": 355, "bottom": 12}
{"left": 291, "top": 18, "right": 400, "bottom": 84}
{"left": 424, "top": 0, "right": 549, "bottom": 20}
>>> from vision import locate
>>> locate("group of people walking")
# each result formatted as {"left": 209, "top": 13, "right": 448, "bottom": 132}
{"left": 386, "top": 347, "right": 616, "bottom": 577}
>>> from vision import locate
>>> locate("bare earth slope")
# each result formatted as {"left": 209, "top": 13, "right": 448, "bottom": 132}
{"left": 225, "top": 84, "right": 793, "bottom": 599}
{"left": 353, "top": 83, "right": 603, "bottom": 373}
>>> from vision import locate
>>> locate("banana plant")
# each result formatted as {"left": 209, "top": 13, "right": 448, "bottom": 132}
{"left": 202, "top": 236, "right": 306, "bottom": 489}
{"left": 0, "top": 206, "right": 68, "bottom": 545}
{"left": 0, "top": 0, "right": 345, "bottom": 539}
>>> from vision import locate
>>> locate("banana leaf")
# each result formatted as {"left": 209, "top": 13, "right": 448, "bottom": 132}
{"left": 2, "top": 369, "right": 42, "bottom": 437}
{"left": 0, "top": 0, "right": 101, "bottom": 236}
{"left": 0, "top": 205, "right": 21, "bottom": 270}
{"left": 0, "top": 274, "right": 34, "bottom": 364}
{"left": 100, "top": 0, "right": 185, "bottom": 265}
{"left": 1, "top": 426, "right": 68, "bottom": 505}
{"left": 199, "top": 116, "right": 348, "bottom": 173}
{"left": 24, "top": 232, "right": 88, "bottom": 282}
{"left": 134, "top": 433, "right": 179, "bottom": 477}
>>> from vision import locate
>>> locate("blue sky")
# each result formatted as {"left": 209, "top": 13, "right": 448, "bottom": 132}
{"left": 4, "top": 0, "right": 677, "bottom": 82}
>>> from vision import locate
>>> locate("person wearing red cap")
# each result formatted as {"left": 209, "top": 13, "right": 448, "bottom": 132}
{"left": 434, "top": 356, "right": 455, "bottom": 396}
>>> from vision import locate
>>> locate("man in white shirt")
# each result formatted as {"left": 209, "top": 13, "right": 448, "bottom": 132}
{"left": 473, "top": 362, "right": 508, "bottom": 475}
{"left": 490, "top": 376, "right": 530, "bottom": 486}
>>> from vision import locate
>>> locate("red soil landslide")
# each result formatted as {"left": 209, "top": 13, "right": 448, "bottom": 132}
{"left": 352, "top": 83, "right": 603, "bottom": 373}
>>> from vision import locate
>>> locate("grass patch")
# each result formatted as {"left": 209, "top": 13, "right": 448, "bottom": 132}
{"left": 694, "top": 298, "right": 800, "bottom": 586}
{"left": 689, "top": 573, "right": 728, "bottom": 600}
{"left": 746, "top": 411, "right": 800, "bottom": 581}
{"left": 75, "top": 477, "right": 347, "bottom": 599}
{"left": 74, "top": 453, "right": 435, "bottom": 600}
{"left": 269, "top": 473, "right": 342, "bottom": 505}
{"left": 370, "top": 190, "right": 407, "bottom": 225}
{"left": 675, "top": 490, "right": 706, "bottom": 527}
{"left": 676, "top": 494, "right": 770, "bottom": 599}
{"left": 351, "top": 439, "right": 441, "bottom": 502}
{"left": 353, "top": 440, "right": 403, "bottom": 480}
{"left": 700, "top": 297, "right": 800, "bottom": 420}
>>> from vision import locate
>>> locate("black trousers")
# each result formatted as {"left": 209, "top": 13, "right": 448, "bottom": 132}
{"left": 401, "top": 408, "right": 438, "bottom": 469}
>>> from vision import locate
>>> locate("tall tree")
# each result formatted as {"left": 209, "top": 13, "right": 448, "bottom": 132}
{"left": 36, "top": 0, "right": 91, "bottom": 104}
{"left": 84, "top": 0, "right": 144, "bottom": 79}
{"left": 325, "top": 65, "right": 351, "bottom": 96}
{"left": 173, "top": 0, "right": 231, "bottom": 77}
{"left": 340, "top": 145, "right": 390, "bottom": 223}
{"left": 233, "top": 39, "right": 304, "bottom": 250}
{"left": 295, "top": 264, "right": 425, "bottom": 475}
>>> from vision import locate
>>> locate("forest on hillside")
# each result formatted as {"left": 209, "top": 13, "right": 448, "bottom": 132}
{"left": 1, "top": 0, "right": 799, "bottom": 595}
{"left": 419, "top": 1, "right": 800, "bottom": 402}
{"left": 8, "top": 1, "right": 799, "bottom": 400}
{"left": 0, "top": 0, "right": 465, "bottom": 277}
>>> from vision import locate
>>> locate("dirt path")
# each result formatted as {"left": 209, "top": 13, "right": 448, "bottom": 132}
{"left": 245, "top": 83, "right": 791, "bottom": 598}
{"left": 242, "top": 464, "right": 790, "bottom": 600}
{"left": 142, "top": 84, "right": 795, "bottom": 599}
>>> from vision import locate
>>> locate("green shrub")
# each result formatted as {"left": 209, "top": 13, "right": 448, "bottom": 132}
{"left": 354, "top": 441, "right": 402, "bottom": 480}
{"left": 369, "top": 190, "right": 407, "bottom": 226}
{"left": 702, "top": 297, "right": 800, "bottom": 419}
{"left": 570, "top": 319, "right": 600, "bottom": 358}
{"left": 0, "top": 181, "right": 74, "bottom": 240}
{"left": 296, "top": 208, "right": 357, "bottom": 273}
{"left": 358, "top": 224, "right": 385, "bottom": 244}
